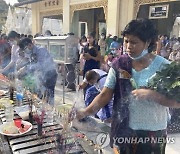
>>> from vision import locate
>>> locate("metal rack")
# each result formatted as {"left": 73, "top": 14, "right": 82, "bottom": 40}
{"left": 0, "top": 94, "right": 87, "bottom": 154}
{"left": 34, "top": 36, "right": 79, "bottom": 103}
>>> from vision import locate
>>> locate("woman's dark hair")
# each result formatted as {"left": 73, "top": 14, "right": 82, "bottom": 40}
{"left": 67, "top": 32, "right": 74, "bottom": 35}
{"left": 88, "top": 32, "right": 96, "bottom": 38}
{"left": 45, "top": 30, "right": 52, "bottom": 36}
{"left": 8, "top": 31, "right": 19, "bottom": 39}
{"left": 113, "top": 36, "right": 118, "bottom": 41}
{"left": 80, "top": 35, "right": 87, "bottom": 43}
{"left": 121, "top": 18, "right": 157, "bottom": 52}
{"left": 1, "top": 33, "right": 7, "bottom": 40}
{"left": 19, "top": 38, "right": 33, "bottom": 50}
{"left": 28, "top": 34, "right": 33, "bottom": 39}
{"left": 34, "top": 33, "right": 41, "bottom": 38}
{"left": 88, "top": 32, "right": 96, "bottom": 45}
{"left": 20, "top": 34, "right": 25, "bottom": 38}
{"left": 85, "top": 70, "right": 97, "bottom": 82}
{"left": 100, "top": 33, "right": 106, "bottom": 40}
{"left": 17, "top": 34, "right": 21, "bottom": 39}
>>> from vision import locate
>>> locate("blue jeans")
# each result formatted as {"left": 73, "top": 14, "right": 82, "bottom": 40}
{"left": 85, "top": 86, "right": 113, "bottom": 120}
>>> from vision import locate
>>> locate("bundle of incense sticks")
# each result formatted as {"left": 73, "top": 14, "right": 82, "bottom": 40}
{"left": 68, "top": 101, "right": 77, "bottom": 123}
{"left": 33, "top": 109, "right": 45, "bottom": 124}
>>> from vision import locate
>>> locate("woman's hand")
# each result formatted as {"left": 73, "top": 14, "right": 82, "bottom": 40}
{"left": 78, "top": 84, "right": 83, "bottom": 90}
{"left": 68, "top": 108, "right": 88, "bottom": 123}
{"left": 131, "top": 88, "right": 154, "bottom": 101}
{"left": 83, "top": 53, "right": 91, "bottom": 60}
{"left": 78, "top": 82, "right": 88, "bottom": 90}
{"left": 132, "top": 88, "right": 180, "bottom": 108}
{"left": 76, "top": 109, "right": 87, "bottom": 120}
{"left": 17, "top": 66, "right": 27, "bottom": 79}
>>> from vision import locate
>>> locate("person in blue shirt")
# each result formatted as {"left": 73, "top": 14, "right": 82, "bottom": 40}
{"left": 75, "top": 19, "right": 180, "bottom": 154}
{"left": 17, "top": 38, "right": 58, "bottom": 105}
{"left": 109, "top": 36, "right": 120, "bottom": 55}
{"left": 79, "top": 69, "right": 113, "bottom": 122}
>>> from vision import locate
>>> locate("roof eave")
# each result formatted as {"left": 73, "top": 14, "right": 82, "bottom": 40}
{"left": 13, "top": 0, "right": 44, "bottom": 7}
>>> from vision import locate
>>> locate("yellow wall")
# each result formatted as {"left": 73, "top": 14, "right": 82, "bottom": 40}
{"left": 31, "top": 0, "right": 63, "bottom": 35}
{"left": 118, "top": 0, "right": 134, "bottom": 37}
{"left": 106, "top": 0, "right": 134, "bottom": 37}
{"left": 39, "top": 0, "right": 62, "bottom": 12}
{"left": 63, "top": 0, "right": 70, "bottom": 34}
{"left": 31, "top": 3, "right": 41, "bottom": 35}
{"left": 106, "top": 0, "right": 120, "bottom": 36}
{"left": 70, "top": 0, "right": 101, "bottom": 5}
{"left": 30, "top": 0, "right": 176, "bottom": 36}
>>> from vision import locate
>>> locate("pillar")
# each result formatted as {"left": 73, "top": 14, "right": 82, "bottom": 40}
{"left": 118, "top": 0, "right": 134, "bottom": 36}
{"left": 31, "top": 3, "right": 41, "bottom": 35}
{"left": 71, "top": 11, "right": 79, "bottom": 36}
{"left": 63, "top": 0, "right": 70, "bottom": 34}
{"left": 106, "top": 0, "right": 120, "bottom": 36}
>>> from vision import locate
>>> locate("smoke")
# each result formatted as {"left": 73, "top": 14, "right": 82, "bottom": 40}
{"left": 0, "top": 42, "right": 11, "bottom": 69}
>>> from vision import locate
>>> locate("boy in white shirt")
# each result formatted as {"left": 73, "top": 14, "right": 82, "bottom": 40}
{"left": 79, "top": 69, "right": 113, "bottom": 121}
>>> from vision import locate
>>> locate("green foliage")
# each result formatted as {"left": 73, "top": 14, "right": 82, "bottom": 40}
{"left": 148, "top": 61, "right": 180, "bottom": 102}
{"left": 130, "top": 78, "right": 138, "bottom": 90}
{"left": 22, "top": 74, "right": 37, "bottom": 93}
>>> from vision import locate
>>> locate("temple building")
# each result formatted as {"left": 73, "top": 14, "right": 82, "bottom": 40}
{"left": 0, "top": 0, "right": 8, "bottom": 30}
{"left": 14, "top": 0, "right": 180, "bottom": 38}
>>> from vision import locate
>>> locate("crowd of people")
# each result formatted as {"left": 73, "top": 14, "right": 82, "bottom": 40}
{"left": 76, "top": 19, "right": 180, "bottom": 154}
{"left": 156, "top": 34, "right": 180, "bottom": 61}
{"left": 77, "top": 23, "right": 179, "bottom": 118}
{"left": 0, "top": 30, "right": 57, "bottom": 105}
{"left": 78, "top": 30, "right": 179, "bottom": 78}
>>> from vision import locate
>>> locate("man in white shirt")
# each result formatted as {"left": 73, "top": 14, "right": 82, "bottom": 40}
{"left": 2, "top": 31, "right": 20, "bottom": 76}
{"left": 79, "top": 69, "right": 113, "bottom": 121}
{"left": 79, "top": 69, "right": 107, "bottom": 90}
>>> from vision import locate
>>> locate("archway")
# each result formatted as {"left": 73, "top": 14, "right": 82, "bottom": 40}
{"left": 137, "top": 1, "right": 180, "bottom": 36}
{"left": 42, "top": 14, "right": 63, "bottom": 36}
{"left": 71, "top": 7, "right": 106, "bottom": 38}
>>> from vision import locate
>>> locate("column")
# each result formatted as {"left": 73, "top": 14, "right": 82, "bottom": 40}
{"left": 71, "top": 11, "right": 79, "bottom": 36}
{"left": 31, "top": 3, "right": 41, "bottom": 35}
{"left": 63, "top": 0, "right": 70, "bottom": 34}
{"left": 106, "top": 0, "right": 120, "bottom": 36}
{"left": 118, "top": 0, "right": 134, "bottom": 36}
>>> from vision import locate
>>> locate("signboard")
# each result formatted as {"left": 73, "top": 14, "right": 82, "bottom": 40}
{"left": 149, "top": 5, "right": 169, "bottom": 19}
